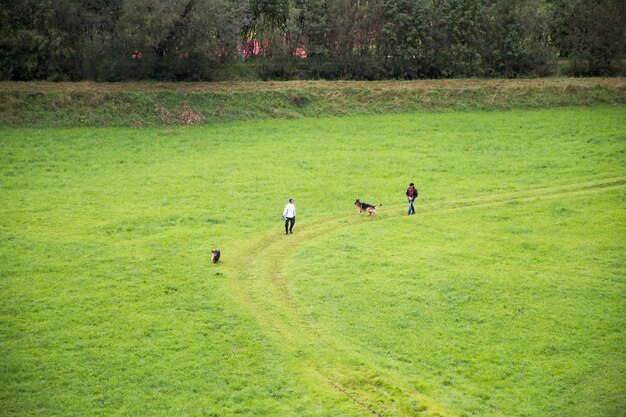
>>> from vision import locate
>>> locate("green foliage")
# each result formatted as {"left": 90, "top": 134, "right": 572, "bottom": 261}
{"left": 379, "top": 0, "right": 430, "bottom": 78}
{"left": 420, "top": 0, "right": 486, "bottom": 78}
{"left": 4, "top": 0, "right": 619, "bottom": 81}
{"left": 1, "top": 107, "right": 624, "bottom": 416}
{"left": 0, "top": 0, "right": 249, "bottom": 81}
{"left": 561, "top": 0, "right": 625, "bottom": 76}
{"left": 481, "top": 0, "right": 556, "bottom": 77}
{"left": 248, "top": 0, "right": 291, "bottom": 32}
{"left": 107, "top": 0, "right": 247, "bottom": 81}
{"left": 283, "top": 0, "right": 558, "bottom": 79}
{"left": 0, "top": 0, "right": 78, "bottom": 80}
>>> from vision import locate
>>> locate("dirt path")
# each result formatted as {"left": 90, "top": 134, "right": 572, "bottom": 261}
{"left": 223, "top": 176, "right": 626, "bottom": 416}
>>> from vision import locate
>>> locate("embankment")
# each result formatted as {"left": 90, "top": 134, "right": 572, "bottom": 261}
{"left": 1, "top": 78, "right": 624, "bottom": 127}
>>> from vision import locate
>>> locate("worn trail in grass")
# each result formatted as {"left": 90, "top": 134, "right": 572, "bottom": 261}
{"left": 225, "top": 175, "right": 626, "bottom": 417}
{"left": 1, "top": 106, "right": 623, "bottom": 416}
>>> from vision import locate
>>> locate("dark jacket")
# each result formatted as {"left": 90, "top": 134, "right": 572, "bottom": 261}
{"left": 406, "top": 187, "right": 418, "bottom": 199}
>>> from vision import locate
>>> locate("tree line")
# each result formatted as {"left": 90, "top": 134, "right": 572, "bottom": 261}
{"left": 0, "top": 0, "right": 623, "bottom": 81}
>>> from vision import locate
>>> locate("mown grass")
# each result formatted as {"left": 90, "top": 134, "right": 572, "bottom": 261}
{"left": 288, "top": 190, "right": 624, "bottom": 416}
{"left": 0, "top": 106, "right": 624, "bottom": 416}
{"left": 0, "top": 78, "right": 624, "bottom": 127}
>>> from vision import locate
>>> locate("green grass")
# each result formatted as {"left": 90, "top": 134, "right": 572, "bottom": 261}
{"left": 0, "top": 106, "right": 625, "bottom": 416}
{"left": 0, "top": 78, "right": 624, "bottom": 127}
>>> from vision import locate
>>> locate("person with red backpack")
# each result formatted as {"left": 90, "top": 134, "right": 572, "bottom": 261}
{"left": 406, "top": 183, "right": 418, "bottom": 215}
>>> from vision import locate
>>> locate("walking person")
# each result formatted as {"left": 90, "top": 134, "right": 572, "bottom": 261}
{"left": 283, "top": 198, "right": 296, "bottom": 234}
{"left": 406, "top": 183, "right": 418, "bottom": 215}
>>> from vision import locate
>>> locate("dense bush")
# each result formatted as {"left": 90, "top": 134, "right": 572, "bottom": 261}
{"left": 0, "top": 0, "right": 622, "bottom": 81}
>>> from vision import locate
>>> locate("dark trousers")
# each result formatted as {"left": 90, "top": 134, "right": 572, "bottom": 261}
{"left": 285, "top": 217, "right": 295, "bottom": 233}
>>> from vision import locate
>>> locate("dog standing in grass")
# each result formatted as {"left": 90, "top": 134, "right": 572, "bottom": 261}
{"left": 211, "top": 249, "right": 221, "bottom": 263}
{"left": 354, "top": 199, "right": 382, "bottom": 215}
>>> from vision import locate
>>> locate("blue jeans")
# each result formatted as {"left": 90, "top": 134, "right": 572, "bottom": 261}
{"left": 407, "top": 199, "right": 415, "bottom": 214}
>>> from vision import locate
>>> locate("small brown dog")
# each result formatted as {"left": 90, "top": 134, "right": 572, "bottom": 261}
{"left": 354, "top": 199, "right": 382, "bottom": 215}
{"left": 211, "top": 249, "right": 221, "bottom": 263}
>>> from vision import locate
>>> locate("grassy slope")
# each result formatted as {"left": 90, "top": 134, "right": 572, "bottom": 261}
{"left": 0, "top": 106, "right": 624, "bottom": 416}
{"left": 0, "top": 78, "right": 624, "bottom": 127}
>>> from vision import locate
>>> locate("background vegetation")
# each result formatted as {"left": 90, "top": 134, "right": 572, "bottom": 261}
{"left": 1, "top": 0, "right": 624, "bottom": 81}
{"left": 1, "top": 106, "right": 624, "bottom": 416}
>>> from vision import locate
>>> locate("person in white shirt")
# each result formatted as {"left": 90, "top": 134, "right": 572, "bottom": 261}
{"left": 282, "top": 198, "right": 296, "bottom": 235}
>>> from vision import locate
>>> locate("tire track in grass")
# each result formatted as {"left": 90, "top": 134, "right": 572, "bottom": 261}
{"left": 226, "top": 220, "right": 439, "bottom": 416}
{"left": 420, "top": 175, "right": 626, "bottom": 214}
{"left": 224, "top": 176, "right": 626, "bottom": 417}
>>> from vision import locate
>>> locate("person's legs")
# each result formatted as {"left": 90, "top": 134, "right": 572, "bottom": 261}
{"left": 408, "top": 199, "right": 415, "bottom": 215}
{"left": 285, "top": 218, "right": 289, "bottom": 234}
{"left": 289, "top": 217, "right": 295, "bottom": 233}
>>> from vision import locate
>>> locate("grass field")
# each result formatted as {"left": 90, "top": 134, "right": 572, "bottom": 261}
{"left": 1, "top": 106, "right": 625, "bottom": 416}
